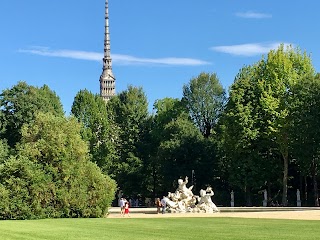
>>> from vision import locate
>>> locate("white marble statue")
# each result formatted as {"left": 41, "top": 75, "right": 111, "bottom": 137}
{"left": 197, "top": 187, "right": 219, "bottom": 213}
{"left": 117, "top": 190, "right": 123, "bottom": 207}
{"left": 176, "top": 176, "right": 194, "bottom": 199}
{"left": 231, "top": 190, "right": 234, "bottom": 202}
{"left": 164, "top": 177, "right": 219, "bottom": 213}
{"left": 263, "top": 189, "right": 267, "bottom": 201}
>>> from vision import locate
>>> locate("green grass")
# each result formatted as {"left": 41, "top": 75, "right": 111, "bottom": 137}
{"left": 0, "top": 217, "right": 320, "bottom": 240}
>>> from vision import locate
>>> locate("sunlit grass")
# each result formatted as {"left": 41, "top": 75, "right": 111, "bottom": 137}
{"left": 1, "top": 217, "right": 320, "bottom": 240}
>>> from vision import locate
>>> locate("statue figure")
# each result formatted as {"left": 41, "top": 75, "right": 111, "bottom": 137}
{"left": 197, "top": 187, "right": 219, "bottom": 212}
{"left": 176, "top": 176, "right": 194, "bottom": 199}
{"left": 117, "top": 190, "right": 123, "bottom": 207}
{"left": 297, "top": 189, "right": 301, "bottom": 201}
{"left": 263, "top": 189, "right": 267, "bottom": 201}
{"left": 296, "top": 189, "right": 302, "bottom": 207}
{"left": 230, "top": 190, "right": 235, "bottom": 207}
{"left": 168, "top": 191, "right": 181, "bottom": 202}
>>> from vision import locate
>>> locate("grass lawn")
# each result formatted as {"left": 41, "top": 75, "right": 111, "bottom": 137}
{"left": 0, "top": 217, "right": 320, "bottom": 240}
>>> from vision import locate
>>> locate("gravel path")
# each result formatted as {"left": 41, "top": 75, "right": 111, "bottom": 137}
{"left": 107, "top": 210, "right": 320, "bottom": 220}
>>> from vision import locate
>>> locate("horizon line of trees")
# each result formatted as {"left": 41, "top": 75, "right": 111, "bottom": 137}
{"left": 1, "top": 44, "right": 320, "bottom": 219}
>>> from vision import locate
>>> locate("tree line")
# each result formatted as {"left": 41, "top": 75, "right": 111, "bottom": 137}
{"left": 1, "top": 45, "right": 320, "bottom": 219}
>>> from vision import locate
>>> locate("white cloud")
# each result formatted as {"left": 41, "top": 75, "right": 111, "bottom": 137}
{"left": 210, "top": 42, "right": 293, "bottom": 57}
{"left": 19, "top": 46, "right": 101, "bottom": 61}
{"left": 235, "top": 11, "right": 272, "bottom": 19}
{"left": 19, "top": 47, "right": 210, "bottom": 66}
{"left": 112, "top": 54, "right": 210, "bottom": 66}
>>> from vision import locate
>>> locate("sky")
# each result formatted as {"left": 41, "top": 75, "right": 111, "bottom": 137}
{"left": 1, "top": 0, "right": 320, "bottom": 114}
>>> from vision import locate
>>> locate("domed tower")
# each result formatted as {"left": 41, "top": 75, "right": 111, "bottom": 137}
{"left": 99, "top": 0, "right": 115, "bottom": 101}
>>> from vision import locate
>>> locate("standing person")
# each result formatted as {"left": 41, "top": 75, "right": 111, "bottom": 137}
{"left": 124, "top": 201, "right": 130, "bottom": 217}
{"left": 155, "top": 198, "right": 162, "bottom": 214}
{"left": 160, "top": 197, "right": 167, "bottom": 214}
{"left": 119, "top": 197, "right": 125, "bottom": 216}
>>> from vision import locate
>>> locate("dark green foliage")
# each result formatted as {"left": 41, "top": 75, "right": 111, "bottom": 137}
{"left": 183, "top": 72, "right": 226, "bottom": 138}
{"left": 71, "top": 89, "right": 118, "bottom": 174}
{"left": 107, "top": 85, "right": 149, "bottom": 196}
{"left": 145, "top": 98, "right": 187, "bottom": 196}
{"left": 0, "top": 81, "right": 64, "bottom": 147}
{"left": 148, "top": 98, "right": 220, "bottom": 196}
{"left": 289, "top": 75, "right": 320, "bottom": 206}
{"left": 0, "top": 139, "right": 9, "bottom": 164}
{"left": 157, "top": 111, "right": 204, "bottom": 192}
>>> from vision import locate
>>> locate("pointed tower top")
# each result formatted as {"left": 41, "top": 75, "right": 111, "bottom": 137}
{"left": 99, "top": 0, "right": 116, "bottom": 102}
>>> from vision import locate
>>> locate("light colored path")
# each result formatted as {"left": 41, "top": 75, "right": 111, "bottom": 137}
{"left": 107, "top": 207, "right": 320, "bottom": 220}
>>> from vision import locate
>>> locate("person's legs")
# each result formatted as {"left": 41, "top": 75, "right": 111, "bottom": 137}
{"left": 162, "top": 206, "right": 165, "bottom": 214}
{"left": 120, "top": 207, "right": 124, "bottom": 216}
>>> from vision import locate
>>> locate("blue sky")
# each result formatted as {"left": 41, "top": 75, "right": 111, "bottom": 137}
{"left": 1, "top": 0, "right": 320, "bottom": 114}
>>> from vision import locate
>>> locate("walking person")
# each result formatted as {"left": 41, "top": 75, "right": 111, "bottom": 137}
{"left": 160, "top": 197, "right": 166, "bottom": 214}
{"left": 155, "top": 198, "right": 162, "bottom": 214}
{"left": 124, "top": 201, "right": 130, "bottom": 217}
{"left": 119, "top": 197, "right": 125, "bottom": 216}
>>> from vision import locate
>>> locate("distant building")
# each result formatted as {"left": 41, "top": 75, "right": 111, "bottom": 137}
{"left": 99, "top": 0, "right": 115, "bottom": 101}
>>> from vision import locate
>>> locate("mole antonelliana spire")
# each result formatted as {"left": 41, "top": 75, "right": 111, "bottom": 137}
{"left": 99, "top": 0, "right": 115, "bottom": 101}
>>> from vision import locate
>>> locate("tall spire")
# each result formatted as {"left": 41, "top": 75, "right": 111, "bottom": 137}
{"left": 100, "top": 0, "right": 115, "bottom": 102}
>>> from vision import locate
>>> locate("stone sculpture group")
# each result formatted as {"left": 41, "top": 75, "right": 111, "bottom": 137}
{"left": 163, "top": 176, "right": 219, "bottom": 213}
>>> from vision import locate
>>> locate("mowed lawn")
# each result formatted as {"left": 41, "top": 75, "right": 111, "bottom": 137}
{"left": 1, "top": 217, "right": 320, "bottom": 240}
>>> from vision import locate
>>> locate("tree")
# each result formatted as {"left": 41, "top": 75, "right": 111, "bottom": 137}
{"left": 148, "top": 98, "right": 190, "bottom": 195}
{"left": 221, "top": 65, "right": 281, "bottom": 206}
{"left": 0, "top": 112, "right": 116, "bottom": 219}
{"left": 156, "top": 111, "right": 204, "bottom": 193}
{"left": 0, "top": 82, "right": 64, "bottom": 147}
{"left": 71, "top": 89, "right": 118, "bottom": 174}
{"left": 107, "top": 85, "right": 149, "bottom": 196}
{"left": 257, "top": 45, "right": 315, "bottom": 206}
{"left": 222, "top": 45, "right": 316, "bottom": 206}
{"left": 290, "top": 74, "right": 320, "bottom": 206}
{"left": 183, "top": 72, "right": 226, "bottom": 138}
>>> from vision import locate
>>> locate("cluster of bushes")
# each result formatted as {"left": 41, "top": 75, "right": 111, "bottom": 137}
{"left": 0, "top": 84, "right": 117, "bottom": 220}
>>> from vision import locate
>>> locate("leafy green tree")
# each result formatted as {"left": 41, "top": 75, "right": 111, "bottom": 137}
{"left": 151, "top": 98, "right": 220, "bottom": 195}
{"left": 183, "top": 72, "right": 226, "bottom": 138}
{"left": 107, "top": 85, "right": 149, "bottom": 196}
{"left": 0, "top": 82, "right": 64, "bottom": 147}
{"left": 256, "top": 45, "right": 315, "bottom": 206}
{"left": 71, "top": 89, "right": 118, "bottom": 174}
{"left": 290, "top": 74, "right": 320, "bottom": 206}
{"left": 147, "top": 98, "right": 189, "bottom": 196}
{"left": 157, "top": 111, "right": 204, "bottom": 193}
{"left": 0, "top": 112, "right": 116, "bottom": 219}
{"left": 223, "top": 45, "right": 315, "bottom": 206}
{"left": 221, "top": 65, "right": 281, "bottom": 206}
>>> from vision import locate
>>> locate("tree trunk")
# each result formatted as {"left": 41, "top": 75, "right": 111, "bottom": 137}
{"left": 152, "top": 168, "right": 156, "bottom": 199}
{"left": 312, "top": 160, "right": 319, "bottom": 207}
{"left": 245, "top": 186, "right": 252, "bottom": 207}
{"left": 304, "top": 176, "right": 308, "bottom": 202}
{"left": 282, "top": 151, "right": 288, "bottom": 206}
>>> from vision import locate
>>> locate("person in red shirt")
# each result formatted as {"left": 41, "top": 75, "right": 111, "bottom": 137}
{"left": 124, "top": 201, "right": 130, "bottom": 217}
